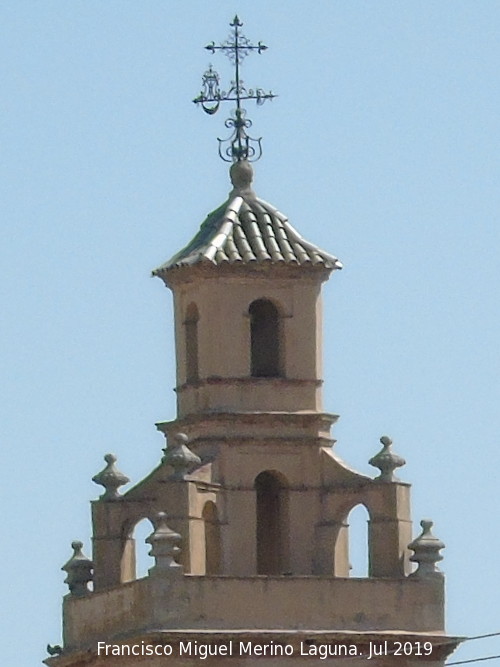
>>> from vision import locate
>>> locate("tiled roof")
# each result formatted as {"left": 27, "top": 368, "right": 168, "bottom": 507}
{"left": 153, "top": 161, "right": 342, "bottom": 275}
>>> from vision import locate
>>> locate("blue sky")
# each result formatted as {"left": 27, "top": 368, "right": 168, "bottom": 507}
{"left": 1, "top": 2, "right": 499, "bottom": 665}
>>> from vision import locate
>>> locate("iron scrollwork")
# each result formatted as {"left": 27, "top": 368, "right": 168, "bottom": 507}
{"left": 193, "top": 16, "right": 276, "bottom": 163}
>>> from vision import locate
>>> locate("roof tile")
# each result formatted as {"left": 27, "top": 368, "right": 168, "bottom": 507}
{"left": 153, "top": 163, "right": 342, "bottom": 275}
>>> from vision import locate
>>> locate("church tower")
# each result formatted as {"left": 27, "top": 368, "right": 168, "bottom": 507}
{"left": 46, "top": 17, "right": 461, "bottom": 667}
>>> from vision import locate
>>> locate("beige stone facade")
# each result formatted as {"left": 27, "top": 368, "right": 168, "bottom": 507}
{"left": 46, "top": 162, "right": 460, "bottom": 666}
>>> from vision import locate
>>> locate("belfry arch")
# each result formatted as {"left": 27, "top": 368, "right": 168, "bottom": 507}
{"left": 120, "top": 516, "right": 155, "bottom": 583}
{"left": 249, "top": 299, "right": 282, "bottom": 378}
{"left": 255, "top": 470, "right": 289, "bottom": 574}
{"left": 347, "top": 504, "right": 370, "bottom": 577}
{"left": 202, "top": 501, "right": 221, "bottom": 575}
{"left": 184, "top": 302, "right": 199, "bottom": 383}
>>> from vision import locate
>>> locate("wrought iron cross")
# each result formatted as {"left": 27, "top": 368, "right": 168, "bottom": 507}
{"left": 193, "top": 16, "right": 276, "bottom": 163}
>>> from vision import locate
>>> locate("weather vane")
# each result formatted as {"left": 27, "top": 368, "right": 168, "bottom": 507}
{"left": 193, "top": 16, "right": 276, "bottom": 163}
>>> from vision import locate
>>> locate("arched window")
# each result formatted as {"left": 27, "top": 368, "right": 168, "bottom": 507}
{"left": 121, "top": 517, "right": 155, "bottom": 582}
{"left": 255, "top": 471, "right": 289, "bottom": 574}
{"left": 184, "top": 303, "right": 199, "bottom": 383}
{"left": 249, "top": 299, "right": 282, "bottom": 377}
{"left": 202, "top": 501, "right": 221, "bottom": 575}
{"left": 335, "top": 504, "right": 370, "bottom": 577}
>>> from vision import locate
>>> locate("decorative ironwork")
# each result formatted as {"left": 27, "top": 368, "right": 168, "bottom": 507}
{"left": 193, "top": 15, "right": 276, "bottom": 162}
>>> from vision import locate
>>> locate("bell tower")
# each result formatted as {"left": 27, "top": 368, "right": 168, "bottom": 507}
{"left": 154, "top": 158, "right": 338, "bottom": 419}
{"left": 150, "top": 155, "right": 345, "bottom": 579}
{"left": 46, "top": 16, "right": 461, "bottom": 667}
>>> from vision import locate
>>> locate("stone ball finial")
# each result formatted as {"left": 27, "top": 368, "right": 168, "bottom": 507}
{"left": 369, "top": 435, "right": 406, "bottom": 482}
{"left": 408, "top": 519, "right": 445, "bottom": 578}
{"left": 92, "top": 453, "right": 130, "bottom": 500}
{"left": 162, "top": 432, "right": 201, "bottom": 480}
{"left": 230, "top": 160, "right": 254, "bottom": 191}
{"left": 146, "top": 512, "right": 183, "bottom": 575}
{"left": 61, "top": 540, "right": 93, "bottom": 596}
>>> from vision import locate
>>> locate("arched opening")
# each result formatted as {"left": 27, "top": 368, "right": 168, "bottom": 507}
{"left": 255, "top": 471, "right": 289, "bottom": 574}
{"left": 345, "top": 504, "right": 370, "bottom": 577}
{"left": 121, "top": 517, "right": 155, "bottom": 582}
{"left": 184, "top": 303, "right": 199, "bottom": 383}
{"left": 249, "top": 299, "right": 282, "bottom": 377}
{"left": 202, "top": 501, "right": 221, "bottom": 575}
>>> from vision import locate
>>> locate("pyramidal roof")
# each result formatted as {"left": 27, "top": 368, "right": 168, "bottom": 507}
{"left": 152, "top": 161, "right": 342, "bottom": 277}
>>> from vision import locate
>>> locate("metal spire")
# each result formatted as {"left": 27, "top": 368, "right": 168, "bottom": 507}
{"left": 193, "top": 16, "right": 276, "bottom": 163}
